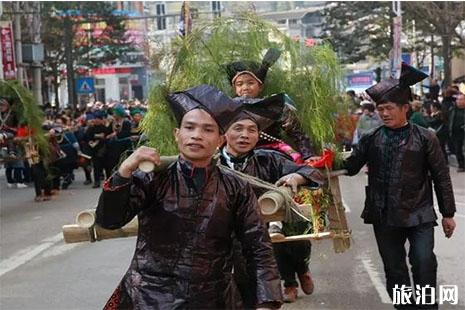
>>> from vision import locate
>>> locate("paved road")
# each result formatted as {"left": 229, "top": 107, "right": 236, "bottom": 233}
{"left": 0, "top": 165, "right": 464, "bottom": 310}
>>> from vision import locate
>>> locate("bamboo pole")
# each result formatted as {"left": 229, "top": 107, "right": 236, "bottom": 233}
{"left": 271, "top": 231, "right": 333, "bottom": 243}
{"left": 94, "top": 218, "right": 138, "bottom": 241}
{"left": 62, "top": 169, "right": 351, "bottom": 249}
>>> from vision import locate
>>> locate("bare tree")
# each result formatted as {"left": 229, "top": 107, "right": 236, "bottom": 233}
{"left": 404, "top": 2, "right": 465, "bottom": 86}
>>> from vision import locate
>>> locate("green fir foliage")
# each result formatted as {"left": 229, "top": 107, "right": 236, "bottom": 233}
{"left": 0, "top": 80, "right": 48, "bottom": 158}
{"left": 143, "top": 13, "right": 343, "bottom": 155}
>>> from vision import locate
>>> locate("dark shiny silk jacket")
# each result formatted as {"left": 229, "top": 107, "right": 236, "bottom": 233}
{"left": 96, "top": 157, "right": 282, "bottom": 309}
{"left": 344, "top": 123, "right": 455, "bottom": 227}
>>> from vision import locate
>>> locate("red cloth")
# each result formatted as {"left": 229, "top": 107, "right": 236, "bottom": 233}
{"left": 16, "top": 126, "right": 30, "bottom": 137}
{"left": 305, "top": 148, "right": 334, "bottom": 169}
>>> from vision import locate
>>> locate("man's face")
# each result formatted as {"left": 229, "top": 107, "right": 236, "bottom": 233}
{"left": 376, "top": 102, "right": 409, "bottom": 129}
{"left": 132, "top": 113, "right": 142, "bottom": 123}
{"left": 456, "top": 94, "right": 465, "bottom": 109}
{"left": 174, "top": 109, "right": 224, "bottom": 166}
{"left": 225, "top": 119, "right": 259, "bottom": 157}
{"left": 233, "top": 74, "right": 263, "bottom": 98}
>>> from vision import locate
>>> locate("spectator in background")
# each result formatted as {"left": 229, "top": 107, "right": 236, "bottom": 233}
{"left": 354, "top": 100, "right": 383, "bottom": 143}
{"left": 346, "top": 90, "right": 361, "bottom": 110}
{"left": 104, "top": 105, "right": 132, "bottom": 178}
{"left": 427, "top": 102, "right": 449, "bottom": 162}
{"left": 423, "top": 78, "right": 441, "bottom": 102}
{"left": 441, "top": 86, "right": 459, "bottom": 155}
{"left": 1, "top": 97, "right": 28, "bottom": 189}
{"left": 409, "top": 100, "right": 428, "bottom": 128}
{"left": 85, "top": 110, "right": 111, "bottom": 188}
{"left": 448, "top": 93, "right": 465, "bottom": 172}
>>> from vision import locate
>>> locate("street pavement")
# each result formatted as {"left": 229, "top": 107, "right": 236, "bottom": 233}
{"left": 0, "top": 162, "right": 464, "bottom": 310}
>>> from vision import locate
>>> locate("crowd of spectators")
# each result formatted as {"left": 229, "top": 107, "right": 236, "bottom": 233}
{"left": 1, "top": 98, "right": 148, "bottom": 202}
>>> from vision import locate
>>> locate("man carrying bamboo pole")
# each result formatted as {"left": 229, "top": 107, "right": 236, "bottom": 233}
{"left": 96, "top": 84, "right": 282, "bottom": 309}
{"left": 344, "top": 63, "right": 456, "bottom": 309}
{"left": 220, "top": 94, "right": 325, "bottom": 304}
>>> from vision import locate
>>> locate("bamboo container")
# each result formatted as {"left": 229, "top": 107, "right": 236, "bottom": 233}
{"left": 62, "top": 224, "right": 94, "bottom": 243}
{"left": 76, "top": 209, "right": 97, "bottom": 228}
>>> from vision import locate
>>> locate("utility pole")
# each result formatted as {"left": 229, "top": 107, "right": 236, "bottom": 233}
{"left": 430, "top": 34, "right": 435, "bottom": 78}
{"left": 391, "top": 0, "right": 402, "bottom": 78}
{"left": 64, "top": 15, "right": 76, "bottom": 110}
{"left": 13, "top": 1, "right": 24, "bottom": 85}
{"left": 30, "top": 2, "right": 43, "bottom": 105}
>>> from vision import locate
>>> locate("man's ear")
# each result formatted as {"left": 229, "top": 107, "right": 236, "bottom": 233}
{"left": 218, "top": 134, "right": 225, "bottom": 147}
{"left": 173, "top": 128, "right": 179, "bottom": 143}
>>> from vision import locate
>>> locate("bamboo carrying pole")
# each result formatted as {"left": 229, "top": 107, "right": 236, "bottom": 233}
{"left": 94, "top": 218, "right": 138, "bottom": 241}
{"left": 62, "top": 209, "right": 140, "bottom": 243}
{"left": 62, "top": 156, "right": 350, "bottom": 248}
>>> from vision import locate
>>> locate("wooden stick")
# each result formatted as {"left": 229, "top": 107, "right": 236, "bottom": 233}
{"left": 271, "top": 232, "right": 333, "bottom": 243}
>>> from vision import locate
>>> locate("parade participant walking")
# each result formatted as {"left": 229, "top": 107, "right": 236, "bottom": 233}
{"left": 220, "top": 94, "right": 325, "bottom": 305}
{"left": 96, "top": 84, "right": 282, "bottom": 309}
{"left": 225, "top": 48, "right": 315, "bottom": 162}
{"left": 344, "top": 63, "right": 456, "bottom": 309}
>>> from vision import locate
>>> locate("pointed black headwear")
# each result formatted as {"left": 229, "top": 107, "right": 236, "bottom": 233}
{"left": 166, "top": 84, "right": 241, "bottom": 133}
{"left": 225, "top": 48, "right": 281, "bottom": 85}
{"left": 366, "top": 63, "right": 428, "bottom": 105}
{"left": 230, "top": 93, "right": 286, "bottom": 131}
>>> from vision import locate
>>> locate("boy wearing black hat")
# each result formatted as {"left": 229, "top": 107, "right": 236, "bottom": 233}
{"left": 220, "top": 94, "right": 325, "bottom": 305}
{"left": 96, "top": 85, "right": 282, "bottom": 309}
{"left": 344, "top": 63, "right": 456, "bottom": 309}
{"left": 225, "top": 49, "right": 315, "bottom": 163}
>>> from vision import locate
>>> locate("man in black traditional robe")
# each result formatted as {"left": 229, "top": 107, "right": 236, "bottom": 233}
{"left": 219, "top": 94, "right": 325, "bottom": 304}
{"left": 344, "top": 63, "right": 456, "bottom": 309}
{"left": 96, "top": 84, "right": 282, "bottom": 309}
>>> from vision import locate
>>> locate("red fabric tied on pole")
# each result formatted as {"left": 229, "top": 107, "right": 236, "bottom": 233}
{"left": 16, "top": 126, "right": 30, "bottom": 138}
{"left": 305, "top": 148, "right": 334, "bottom": 169}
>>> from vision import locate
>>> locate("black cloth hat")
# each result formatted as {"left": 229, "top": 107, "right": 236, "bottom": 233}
{"left": 231, "top": 93, "right": 286, "bottom": 131}
{"left": 225, "top": 48, "right": 281, "bottom": 85}
{"left": 366, "top": 63, "right": 428, "bottom": 105}
{"left": 166, "top": 84, "right": 241, "bottom": 133}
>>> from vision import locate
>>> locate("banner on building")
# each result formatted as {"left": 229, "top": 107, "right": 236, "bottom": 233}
{"left": 1, "top": 21, "right": 16, "bottom": 80}
{"left": 347, "top": 72, "right": 374, "bottom": 88}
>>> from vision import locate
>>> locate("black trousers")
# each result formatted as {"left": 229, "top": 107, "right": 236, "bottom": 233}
{"left": 92, "top": 156, "right": 105, "bottom": 185}
{"left": 5, "top": 166, "right": 24, "bottom": 184}
{"left": 32, "top": 162, "right": 51, "bottom": 197}
{"left": 450, "top": 131, "right": 464, "bottom": 168}
{"left": 373, "top": 222, "right": 438, "bottom": 309}
{"left": 273, "top": 240, "right": 312, "bottom": 287}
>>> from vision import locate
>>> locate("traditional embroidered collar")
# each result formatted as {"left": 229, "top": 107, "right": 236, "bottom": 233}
{"left": 220, "top": 147, "right": 254, "bottom": 171}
